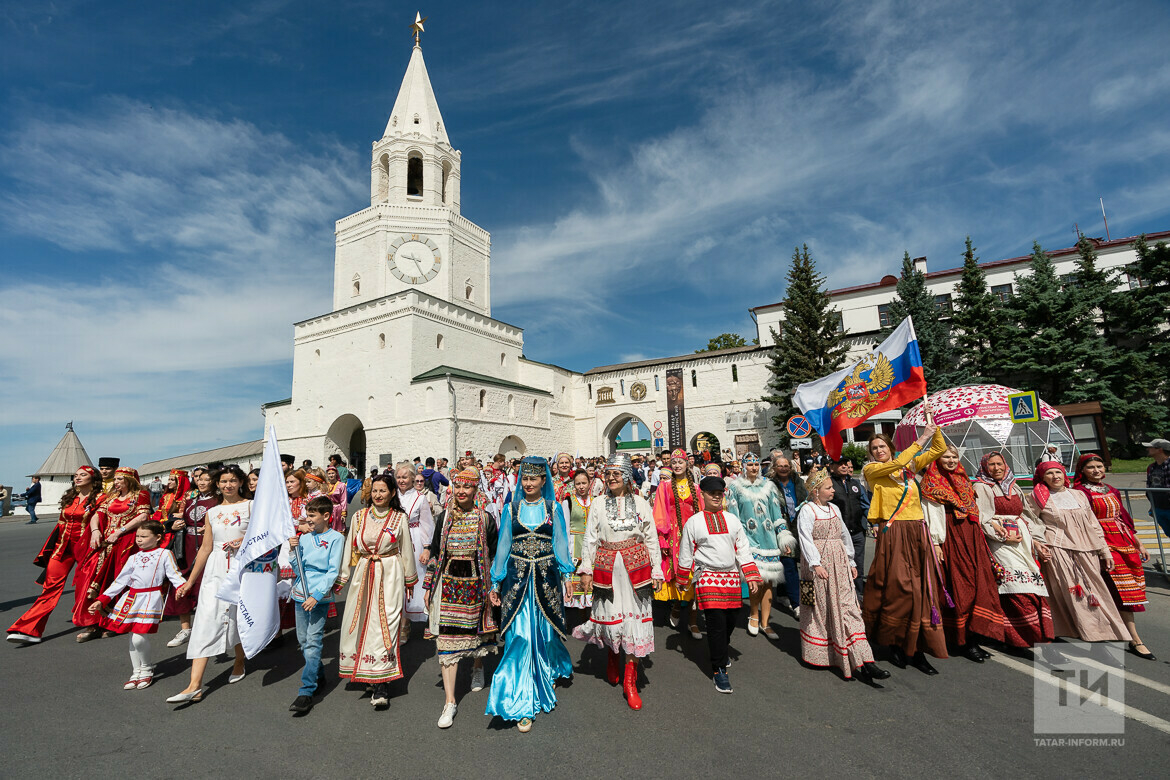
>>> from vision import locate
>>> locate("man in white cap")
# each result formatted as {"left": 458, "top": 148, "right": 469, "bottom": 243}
{"left": 1144, "top": 437, "right": 1170, "bottom": 546}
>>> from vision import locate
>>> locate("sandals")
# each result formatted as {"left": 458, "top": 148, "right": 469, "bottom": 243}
{"left": 762, "top": 625, "right": 780, "bottom": 640}
{"left": 76, "top": 628, "right": 100, "bottom": 643}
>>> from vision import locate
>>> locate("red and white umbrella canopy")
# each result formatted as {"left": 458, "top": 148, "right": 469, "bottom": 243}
{"left": 894, "top": 384, "right": 1073, "bottom": 475}
{"left": 899, "top": 384, "right": 1059, "bottom": 429}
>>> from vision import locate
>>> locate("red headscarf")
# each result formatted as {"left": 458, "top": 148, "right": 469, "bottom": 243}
{"left": 920, "top": 456, "right": 978, "bottom": 521}
{"left": 1072, "top": 453, "right": 1105, "bottom": 487}
{"left": 1031, "top": 460, "right": 1065, "bottom": 510}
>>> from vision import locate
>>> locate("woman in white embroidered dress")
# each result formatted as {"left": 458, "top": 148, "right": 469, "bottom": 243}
{"left": 395, "top": 462, "right": 435, "bottom": 633}
{"left": 574, "top": 454, "right": 663, "bottom": 710}
{"left": 166, "top": 466, "right": 252, "bottom": 704}
{"left": 338, "top": 474, "right": 417, "bottom": 710}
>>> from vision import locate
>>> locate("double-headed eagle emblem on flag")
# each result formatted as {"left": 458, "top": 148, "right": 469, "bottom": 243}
{"left": 827, "top": 353, "right": 895, "bottom": 420}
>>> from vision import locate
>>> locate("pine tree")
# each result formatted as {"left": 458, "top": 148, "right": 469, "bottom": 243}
{"left": 950, "top": 237, "right": 1000, "bottom": 383}
{"left": 696, "top": 333, "right": 747, "bottom": 352}
{"left": 1081, "top": 235, "right": 1170, "bottom": 453}
{"left": 996, "top": 241, "right": 1116, "bottom": 407}
{"left": 884, "top": 251, "right": 963, "bottom": 389}
{"left": 763, "top": 245, "right": 849, "bottom": 443}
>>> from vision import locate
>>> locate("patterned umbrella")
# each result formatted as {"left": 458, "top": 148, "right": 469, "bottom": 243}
{"left": 893, "top": 384, "right": 1075, "bottom": 476}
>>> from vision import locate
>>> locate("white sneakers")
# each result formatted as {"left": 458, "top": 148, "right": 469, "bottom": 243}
{"left": 470, "top": 667, "right": 485, "bottom": 692}
{"left": 6, "top": 632, "right": 40, "bottom": 644}
{"left": 166, "top": 628, "right": 191, "bottom": 648}
{"left": 437, "top": 703, "right": 457, "bottom": 728}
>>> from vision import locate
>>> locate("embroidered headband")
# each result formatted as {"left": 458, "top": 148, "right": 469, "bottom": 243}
{"left": 115, "top": 466, "right": 140, "bottom": 481}
{"left": 451, "top": 468, "right": 480, "bottom": 485}
{"left": 671, "top": 448, "right": 688, "bottom": 463}
{"left": 78, "top": 465, "right": 98, "bottom": 478}
{"left": 741, "top": 452, "right": 760, "bottom": 465}
{"left": 520, "top": 459, "right": 547, "bottom": 477}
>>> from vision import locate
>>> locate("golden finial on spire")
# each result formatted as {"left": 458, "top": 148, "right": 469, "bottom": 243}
{"left": 411, "top": 11, "right": 427, "bottom": 46}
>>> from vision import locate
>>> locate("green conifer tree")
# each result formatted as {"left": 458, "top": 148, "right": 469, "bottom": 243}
{"left": 950, "top": 237, "right": 1000, "bottom": 383}
{"left": 884, "top": 251, "right": 962, "bottom": 389}
{"left": 764, "top": 245, "right": 849, "bottom": 444}
{"left": 996, "top": 242, "right": 1116, "bottom": 408}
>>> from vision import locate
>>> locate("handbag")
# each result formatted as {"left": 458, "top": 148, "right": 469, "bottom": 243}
{"left": 799, "top": 578, "right": 816, "bottom": 607}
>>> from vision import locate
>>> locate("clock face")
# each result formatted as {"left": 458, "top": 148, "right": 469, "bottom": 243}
{"left": 388, "top": 235, "right": 442, "bottom": 284}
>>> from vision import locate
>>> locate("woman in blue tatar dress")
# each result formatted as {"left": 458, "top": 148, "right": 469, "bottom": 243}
{"left": 486, "top": 456, "right": 575, "bottom": 733}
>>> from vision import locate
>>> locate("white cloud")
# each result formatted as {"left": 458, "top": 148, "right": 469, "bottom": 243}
{"left": 0, "top": 98, "right": 364, "bottom": 479}
{"left": 489, "top": 0, "right": 1170, "bottom": 324}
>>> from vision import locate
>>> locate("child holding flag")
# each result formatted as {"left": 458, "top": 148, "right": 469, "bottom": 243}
{"left": 287, "top": 496, "right": 345, "bottom": 714}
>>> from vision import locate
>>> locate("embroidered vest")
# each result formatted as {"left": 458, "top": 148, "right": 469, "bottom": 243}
{"left": 499, "top": 501, "right": 567, "bottom": 639}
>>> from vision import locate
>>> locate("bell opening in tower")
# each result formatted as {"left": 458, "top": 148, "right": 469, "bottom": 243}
{"left": 407, "top": 155, "right": 423, "bottom": 198}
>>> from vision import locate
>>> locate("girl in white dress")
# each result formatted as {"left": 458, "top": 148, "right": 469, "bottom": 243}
{"left": 166, "top": 466, "right": 252, "bottom": 704}
{"left": 90, "top": 520, "right": 186, "bottom": 690}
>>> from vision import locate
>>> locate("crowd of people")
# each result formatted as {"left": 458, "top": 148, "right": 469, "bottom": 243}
{"left": 5, "top": 436, "right": 1166, "bottom": 732}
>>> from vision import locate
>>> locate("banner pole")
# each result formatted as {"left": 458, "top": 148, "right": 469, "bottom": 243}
{"left": 922, "top": 389, "right": 932, "bottom": 425}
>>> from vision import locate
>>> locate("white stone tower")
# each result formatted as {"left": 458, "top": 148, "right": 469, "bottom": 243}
{"left": 332, "top": 39, "right": 491, "bottom": 315}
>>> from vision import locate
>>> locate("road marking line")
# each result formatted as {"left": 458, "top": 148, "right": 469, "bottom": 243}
{"left": 988, "top": 653, "right": 1170, "bottom": 736}
{"left": 1066, "top": 655, "right": 1170, "bottom": 697}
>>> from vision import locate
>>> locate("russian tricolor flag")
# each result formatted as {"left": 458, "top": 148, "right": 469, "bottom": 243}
{"left": 792, "top": 317, "right": 927, "bottom": 458}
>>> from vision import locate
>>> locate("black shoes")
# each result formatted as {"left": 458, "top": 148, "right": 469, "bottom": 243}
{"left": 289, "top": 695, "right": 314, "bottom": 713}
{"left": 371, "top": 683, "right": 390, "bottom": 709}
{"left": 889, "top": 646, "right": 907, "bottom": 669}
{"left": 858, "top": 662, "right": 890, "bottom": 681}
{"left": 960, "top": 644, "right": 985, "bottom": 663}
{"left": 910, "top": 652, "right": 939, "bottom": 675}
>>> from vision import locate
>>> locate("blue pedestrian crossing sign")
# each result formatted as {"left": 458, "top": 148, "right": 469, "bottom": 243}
{"left": 1008, "top": 390, "right": 1040, "bottom": 423}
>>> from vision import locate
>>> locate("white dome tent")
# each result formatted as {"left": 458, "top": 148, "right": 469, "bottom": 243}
{"left": 894, "top": 385, "right": 1079, "bottom": 477}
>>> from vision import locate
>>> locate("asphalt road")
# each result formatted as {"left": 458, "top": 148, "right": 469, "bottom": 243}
{"left": 3, "top": 519, "right": 1170, "bottom": 779}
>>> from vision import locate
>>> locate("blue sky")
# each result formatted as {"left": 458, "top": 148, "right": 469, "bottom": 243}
{"left": 2, "top": 0, "right": 1169, "bottom": 485}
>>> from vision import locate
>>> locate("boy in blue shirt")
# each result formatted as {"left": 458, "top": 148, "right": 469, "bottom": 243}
{"left": 288, "top": 495, "right": 346, "bottom": 714}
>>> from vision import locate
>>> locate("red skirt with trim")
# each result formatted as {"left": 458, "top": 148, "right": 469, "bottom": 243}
{"left": 694, "top": 570, "right": 744, "bottom": 610}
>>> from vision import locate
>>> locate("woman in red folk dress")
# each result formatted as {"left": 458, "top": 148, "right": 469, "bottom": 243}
{"left": 164, "top": 467, "right": 217, "bottom": 648}
{"left": 73, "top": 467, "right": 152, "bottom": 642}
{"left": 7, "top": 466, "right": 103, "bottom": 644}
{"left": 1073, "top": 454, "right": 1156, "bottom": 661}
{"left": 653, "top": 449, "right": 704, "bottom": 639}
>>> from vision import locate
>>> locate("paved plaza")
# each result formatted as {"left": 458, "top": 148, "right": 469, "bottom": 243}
{"left": 2, "top": 519, "right": 1169, "bottom": 778}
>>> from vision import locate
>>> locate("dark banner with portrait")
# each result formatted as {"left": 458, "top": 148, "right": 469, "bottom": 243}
{"left": 665, "top": 368, "right": 687, "bottom": 450}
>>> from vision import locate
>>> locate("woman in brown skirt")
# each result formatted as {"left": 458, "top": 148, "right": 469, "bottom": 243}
{"left": 920, "top": 447, "right": 1005, "bottom": 662}
{"left": 862, "top": 424, "right": 948, "bottom": 675}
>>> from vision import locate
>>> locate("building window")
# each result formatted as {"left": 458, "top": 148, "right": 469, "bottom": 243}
{"left": 991, "top": 283, "right": 1013, "bottom": 303}
{"left": 407, "top": 155, "right": 423, "bottom": 197}
{"left": 691, "top": 370, "right": 697, "bottom": 387}
{"left": 1125, "top": 266, "right": 1148, "bottom": 289}
{"left": 731, "top": 364, "right": 739, "bottom": 383}
{"left": 1060, "top": 273, "right": 1082, "bottom": 291}
{"left": 378, "top": 333, "right": 385, "bottom": 349}
{"left": 508, "top": 394, "right": 515, "bottom": 418}
{"left": 588, "top": 383, "right": 592, "bottom": 399}
{"left": 479, "top": 389, "right": 486, "bottom": 408}
{"left": 532, "top": 399, "right": 538, "bottom": 420}
{"left": 877, "top": 304, "right": 892, "bottom": 329}
{"left": 436, "top": 333, "right": 444, "bottom": 350}
{"left": 653, "top": 375, "right": 659, "bottom": 391}
{"left": 352, "top": 276, "right": 361, "bottom": 296}
{"left": 500, "top": 352, "right": 506, "bottom": 367}
{"left": 620, "top": 379, "right": 625, "bottom": 395}
{"left": 933, "top": 294, "right": 953, "bottom": 315}
{"left": 442, "top": 160, "right": 451, "bottom": 205}
{"left": 413, "top": 114, "right": 420, "bottom": 125}
{"left": 829, "top": 311, "right": 844, "bottom": 333}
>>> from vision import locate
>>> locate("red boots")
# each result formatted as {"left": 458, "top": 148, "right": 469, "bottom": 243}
{"left": 623, "top": 660, "right": 642, "bottom": 710}
{"left": 606, "top": 649, "right": 622, "bottom": 685}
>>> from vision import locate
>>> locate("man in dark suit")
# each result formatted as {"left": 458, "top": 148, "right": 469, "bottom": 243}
{"left": 22, "top": 477, "right": 42, "bottom": 524}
